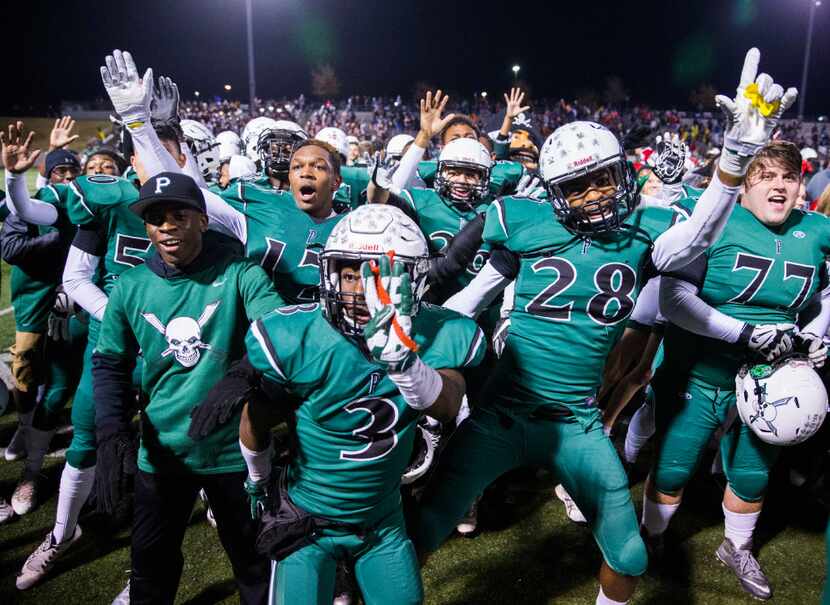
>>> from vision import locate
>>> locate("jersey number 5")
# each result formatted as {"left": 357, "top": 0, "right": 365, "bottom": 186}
{"left": 114, "top": 234, "right": 152, "bottom": 267}
{"left": 526, "top": 258, "right": 637, "bottom": 325}
{"left": 339, "top": 397, "right": 399, "bottom": 462}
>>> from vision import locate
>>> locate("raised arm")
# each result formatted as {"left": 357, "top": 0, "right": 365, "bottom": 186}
{"left": 1, "top": 122, "right": 57, "bottom": 225}
{"left": 651, "top": 48, "right": 797, "bottom": 272}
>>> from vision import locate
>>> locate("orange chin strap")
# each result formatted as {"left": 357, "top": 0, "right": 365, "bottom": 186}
{"left": 370, "top": 250, "right": 419, "bottom": 352}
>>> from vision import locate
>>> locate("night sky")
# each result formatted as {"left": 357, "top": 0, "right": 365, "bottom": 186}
{"left": 4, "top": 0, "right": 829, "bottom": 114}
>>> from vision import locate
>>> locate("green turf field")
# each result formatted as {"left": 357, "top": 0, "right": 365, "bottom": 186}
{"left": 0, "top": 162, "right": 826, "bottom": 604}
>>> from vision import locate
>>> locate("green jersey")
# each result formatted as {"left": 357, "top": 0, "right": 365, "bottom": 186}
{"left": 660, "top": 205, "right": 830, "bottom": 389}
{"left": 334, "top": 165, "right": 369, "bottom": 211}
{"left": 483, "top": 196, "right": 674, "bottom": 420}
{"left": 220, "top": 181, "right": 346, "bottom": 303}
{"left": 10, "top": 185, "right": 75, "bottom": 332}
{"left": 417, "top": 159, "right": 525, "bottom": 197}
{"left": 96, "top": 236, "right": 282, "bottom": 474}
{"left": 246, "top": 303, "right": 486, "bottom": 524}
{"left": 63, "top": 175, "right": 151, "bottom": 296}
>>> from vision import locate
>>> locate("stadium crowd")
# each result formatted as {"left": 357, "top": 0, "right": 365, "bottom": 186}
{"left": 0, "top": 44, "right": 828, "bottom": 605}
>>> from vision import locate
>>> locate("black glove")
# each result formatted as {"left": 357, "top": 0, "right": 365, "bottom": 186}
{"left": 188, "top": 356, "right": 261, "bottom": 441}
{"left": 95, "top": 423, "right": 138, "bottom": 514}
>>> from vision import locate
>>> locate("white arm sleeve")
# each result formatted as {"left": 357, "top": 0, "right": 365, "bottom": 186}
{"left": 129, "top": 122, "right": 182, "bottom": 177}
{"left": 802, "top": 284, "right": 830, "bottom": 337}
{"left": 35, "top": 173, "right": 48, "bottom": 191}
{"left": 63, "top": 246, "right": 108, "bottom": 321}
{"left": 443, "top": 261, "right": 511, "bottom": 319}
{"left": 181, "top": 143, "right": 209, "bottom": 189}
{"left": 4, "top": 172, "right": 58, "bottom": 225}
{"left": 651, "top": 173, "right": 740, "bottom": 272}
{"left": 391, "top": 144, "right": 426, "bottom": 191}
{"left": 630, "top": 277, "right": 661, "bottom": 327}
{"left": 658, "top": 277, "right": 746, "bottom": 343}
{"left": 202, "top": 188, "right": 247, "bottom": 244}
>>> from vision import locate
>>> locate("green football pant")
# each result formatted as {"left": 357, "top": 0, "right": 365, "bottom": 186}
{"left": 652, "top": 377, "right": 780, "bottom": 503}
{"left": 414, "top": 404, "right": 647, "bottom": 577}
{"left": 823, "top": 516, "right": 830, "bottom": 605}
{"left": 273, "top": 505, "right": 422, "bottom": 605}
{"left": 66, "top": 321, "right": 142, "bottom": 469}
{"left": 32, "top": 316, "right": 88, "bottom": 431}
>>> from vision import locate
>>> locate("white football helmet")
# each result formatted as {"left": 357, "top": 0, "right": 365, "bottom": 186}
{"left": 180, "top": 119, "right": 220, "bottom": 180}
{"left": 736, "top": 356, "right": 828, "bottom": 446}
{"left": 216, "top": 130, "right": 241, "bottom": 161}
{"left": 242, "top": 117, "right": 278, "bottom": 161}
{"left": 228, "top": 155, "right": 257, "bottom": 181}
{"left": 257, "top": 120, "right": 308, "bottom": 178}
{"left": 320, "top": 204, "right": 430, "bottom": 336}
{"left": 315, "top": 127, "right": 349, "bottom": 161}
{"left": 539, "top": 121, "right": 637, "bottom": 235}
{"left": 435, "top": 138, "right": 492, "bottom": 208}
{"left": 386, "top": 134, "right": 415, "bottom": 161}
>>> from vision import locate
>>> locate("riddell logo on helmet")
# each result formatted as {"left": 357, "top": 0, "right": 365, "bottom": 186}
{"left": 570, "top": 156, "right": 595, "bottom": 168}
{"left": 354, "top": 242, "right": 380, "bottom": 251}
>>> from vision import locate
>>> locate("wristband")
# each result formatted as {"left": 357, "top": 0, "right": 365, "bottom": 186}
{"left": 239, "top": 438, "right": 273, "bottom": 483}
{"left": 388, "top": 356, "right": 443, "bottom": 411}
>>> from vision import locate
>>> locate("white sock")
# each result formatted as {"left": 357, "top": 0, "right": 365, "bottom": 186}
{"left": 24, "top": 427, "right": 55, "bottom": 475}
{"left": 52, "top": 464, "right": 95, "bottom": 544}
{"left": 722, "top": 503, "right": 760, "bottom": 549}
{"left": 596, "top": 586, "right": 628, "bottom": 605}
{"left": 641, "top": 493, "right": 680, "bottom": 537}
{"left": 623, "top": 394, "right": 655, "bottom": 464}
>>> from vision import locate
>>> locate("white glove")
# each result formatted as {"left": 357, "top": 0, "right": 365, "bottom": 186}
{"left": 515, "top": 173, "right": 546, "bottom": 200}
{"left": 745, "top": 323, "right": 796, "bottom": 361}
{"left": 651, "top": 132, "right": 687, "bottom": 185}
{"left": 47, "top": 291, "right": 75, "bottom": 342}
{"left": 794, "top": 331, "right": 827, "bottom": 368}
{"left": 100, "top": 49, "right": 154, "bottom": 126}
{"left": 361, "top": 254, "right": 418, "bottom": 372}
{"left": 715, "top": 48, "right": 797, "bottom": 176}
{"left": 492, "top": 317, "right": 510, "bottom": 358}
{"left": 368, "top": 152, "right": 400, "bottom": 195}
{"left": 151, "top": 75, "right": 180, "bottom": 127}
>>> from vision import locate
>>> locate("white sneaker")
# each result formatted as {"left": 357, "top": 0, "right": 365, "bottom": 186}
{"left": 5, "top": 425, "right": 27, "bottom": 461}
{"left": 17, "top": 525, "right": 82, "bottom": 590}
{"left": 0, "top": 496, "right": 14, "bottom": 524}
{"left": 199, "top": 489, "right": 217, "bottom": 528}
{"left": 111, "top": 579, "right": 130, "bottom": 604}
{"left": 11, "top": 472, "right": 39, "bottom": 515}
{"left": 456, "top": 496, "right": 480, "bottom": 536}
{"left": 554, "top": 484, "right": 587, "bottom": 524}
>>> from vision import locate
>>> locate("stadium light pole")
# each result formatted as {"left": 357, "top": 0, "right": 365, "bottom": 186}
{"left": 245, "top": 0, "right": 257, "bottom": 112}
{"left": 798, "top": 0, "right": 820, "bottom": 119}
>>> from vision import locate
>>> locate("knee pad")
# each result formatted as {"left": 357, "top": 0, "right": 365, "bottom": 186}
{"left": 66, "top": 418, "right": 97, "bottom": 469}
{"left": 725, "top": 469, "right": 769, "bottom": 503}
{"left": 652, "top": 459, "right": 694, "bottom": 496}
{"left": 605, "top": 531, "right": 648, "bottom": 577}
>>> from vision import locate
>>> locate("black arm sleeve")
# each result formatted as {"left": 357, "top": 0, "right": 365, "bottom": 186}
{"left": 0, "top": 214, "right": 62, "bottom": 268}
{"left": 428, "top": 214, "right": 486, "bottom": 288}
{"left": 489, "top": 246, "right": 520, "bottom": 279}
{"left": 660, "top": 252, "right": 708, "bottom": 287}
{"left": 386, "top": 194, "right": 419, "bottom": 222}
{"left": 72, "top": 223, "right": 107, "bottom": 257}
{"left": 92, "top": 352, "right": 137, "bottom": 432}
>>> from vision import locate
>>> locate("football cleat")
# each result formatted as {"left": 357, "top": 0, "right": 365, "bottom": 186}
{"left": 199, "top": 489, "right": 217, "bottom": 529}
{"left": 554, "top": 484, "right": 587, "bottom": 524}
{"left": 401, "top": 423, "right": 439, "bottom": 485}
{"left": 716, "top": 539, "right": 772, "bottom": 601}
{"left": 111, "top": 579, "right": 130, "bottom": 605}
{"left": 5, "top": 425, "right": 27, "bottom": 461}
{"left": 17, "top": 525, "right": 82, "bottom": 590}
{"left": 456, "top": 496, "right": 480, "bottom": 537}
{"left": 11, "top": 471, "right": 40, "bottom": 516}
{"left": 0, "top": 495, "right": 14, "bottom": 524}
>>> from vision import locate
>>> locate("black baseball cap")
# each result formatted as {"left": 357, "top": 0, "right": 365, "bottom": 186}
{"left": 130, "top": 172, "right": 206, "bottom": 218}
{"left": 45, "top": 149, "right": 81, "bottom": 177}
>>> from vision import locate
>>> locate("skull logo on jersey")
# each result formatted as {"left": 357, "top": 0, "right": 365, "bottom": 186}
{"left": 142, "top": 301, "right": 221, "bottom": 368}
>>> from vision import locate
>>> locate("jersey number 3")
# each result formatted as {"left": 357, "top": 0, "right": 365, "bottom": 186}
{"left": 339, "top": 397, "right": 399, "bottom": 462}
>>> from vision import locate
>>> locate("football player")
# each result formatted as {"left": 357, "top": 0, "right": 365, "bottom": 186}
{"left": 254, "top": 120, "right": 308, "bottom": 191}
{"left": 641, "top": 139, "right": 829, "bottom": 600}
{"left": 92, "top": 171, "right": 280, "bottom": 603}
{"left": 225, "top": 204, "right": 485, "bottom": 604}
{"left": 316, "top": 126, "right": 370, "bottom": 211}
{"left": 414, "top": 49, "right": 795, "bottom": 605}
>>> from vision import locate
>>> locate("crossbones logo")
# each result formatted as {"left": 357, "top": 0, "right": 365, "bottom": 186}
{"left": 141, "top": 301, "right": 221, "bottom": 368}
{"left": 748, "top": 392, "right": 799, "bottom": 437}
